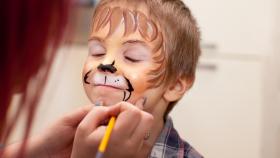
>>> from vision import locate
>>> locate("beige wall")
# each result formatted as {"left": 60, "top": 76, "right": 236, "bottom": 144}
{"left": 33, "top": 46, "right": 91, "bottom": 133}
{"left": 9, "top": 46, "right": 91, "bottom": 143}
{"left": 171, "top": 54, "right": 264, "bottom": 158}
{"left": 261, "top": 0, "right": 280, "bottom": 157}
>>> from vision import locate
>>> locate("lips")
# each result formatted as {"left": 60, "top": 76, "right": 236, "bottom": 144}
{"left": 92, "top": 72, "right": 129, "bottom": 90}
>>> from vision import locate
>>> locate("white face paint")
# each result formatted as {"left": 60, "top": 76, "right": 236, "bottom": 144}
{"left": 91, "top": 72, "right": 133, "bottom": 101}
{"left": 93, "top": 72, "right": 129, "bottom": 91}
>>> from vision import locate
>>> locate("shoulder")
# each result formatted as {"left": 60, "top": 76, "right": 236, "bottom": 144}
{"left": 150, "top": 117, "right": 203, "bottom": 158}
{"left": 183, "top": 140, "right": 204, "bottom": 158}
{"left": 168, "top": 127, "right": 203, "bottom": 158}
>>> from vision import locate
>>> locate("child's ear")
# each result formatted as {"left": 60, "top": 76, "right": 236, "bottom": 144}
{"left": 163, "top": 76, "right": 194, "bottom": 102}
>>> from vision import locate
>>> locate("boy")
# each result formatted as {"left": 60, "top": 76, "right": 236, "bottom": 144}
{"left": 82, "top": 0, "right": 202, "bottom": 157}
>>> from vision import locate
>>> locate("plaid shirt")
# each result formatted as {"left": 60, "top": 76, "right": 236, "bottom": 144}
{"left": 149, "top": 117, "right": 203, "bottom": 158}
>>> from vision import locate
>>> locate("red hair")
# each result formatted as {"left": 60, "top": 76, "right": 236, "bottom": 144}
{"left": 0, "top": 0, "right": 71, "bottom": 155}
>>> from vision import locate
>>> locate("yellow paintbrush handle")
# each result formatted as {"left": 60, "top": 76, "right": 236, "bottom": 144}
{"left": 98, "top": 116, "right": 116, "bottom": 153}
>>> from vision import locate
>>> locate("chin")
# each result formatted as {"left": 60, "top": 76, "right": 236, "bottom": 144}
{"left": 85, "top": 85, "right": 136, "bottom": 105}
{"left": 88, "top": 94, "right": 127, "bottom": 106}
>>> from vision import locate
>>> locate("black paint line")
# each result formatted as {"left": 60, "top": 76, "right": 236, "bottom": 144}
{"left": 121, "top": 76, "right": 134, "bottom": 101}
{"left": 97, "top": 61, "right": 117, "bottom": 73}
{"left": 125, "top": 91, "right": 132, "bottom": 101}
{"left": 123, "top": 91, "right": 126, "bottom": 101}
{"left": 84, "top": 70, "right": 92, "bottom": 84}
{"left": 124, "top": 77, "right": 134, "bottom": 92}
{"left": 122, "top": 90, "right": 132, "bottom": 101}
{"left": 104, "top": 75, "right": 107, "bottom": 84}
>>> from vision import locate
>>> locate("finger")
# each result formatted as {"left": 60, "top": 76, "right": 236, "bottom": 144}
{"left": 111, "top": 102, "right": 141, "bottom": 139}
{"left": 61, "top": 105, "right": 93, "bottom": 127}
{"left": 88, "top": 125, "right": 107, "bottom": 148}
{"left": 131, "top": 111, "right": 154, "bottom": 143}
{"left": 106, "top": 97, "right": 147, "bottom": 116}
{"left": 77, "top": 106, "right": 111, "bottom": 136}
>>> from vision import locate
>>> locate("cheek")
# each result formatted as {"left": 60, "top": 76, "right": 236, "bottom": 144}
{"left": 126, "top": 71, "right": 149, "bottom": 94}
{"left": 83, "top": 59, "right": 99, "bottom": 75}
{"left": 82, "top": 59, "right": 100, "bottom": 97}
{"left": 122, "top": 61, "right": 158, "bottom": 95}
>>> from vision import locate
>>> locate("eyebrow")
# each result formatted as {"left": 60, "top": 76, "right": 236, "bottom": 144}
{"left": 122, "top": 40, "right": 148, "bottom": 47}
{"left": 88, "top": 36, "right": 105, "bottom": 43}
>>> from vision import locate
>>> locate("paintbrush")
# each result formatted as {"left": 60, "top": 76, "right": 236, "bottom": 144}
{"left": 95, "top": 101, "right": 116, "bottom": 158}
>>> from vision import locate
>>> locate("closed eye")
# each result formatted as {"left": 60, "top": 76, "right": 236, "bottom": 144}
{"left": 91, "top": 53, "right": 105, "bottom": 57}
{"left": 89, "top": 47, "right": 106, "bottom": 58}
{"left": 88, "top": 40, "right": 106, "bottom": 57}
{"left": 125, "top": 56, "right": 141, "bottom": 62}
{"left": 123, "top": 44, "right": 150, "bottom": 63}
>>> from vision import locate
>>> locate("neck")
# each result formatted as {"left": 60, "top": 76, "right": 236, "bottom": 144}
{"left": 137, "top": 116, "right": 165, "bottom": 158}
{"left": 137, "top": 94, "right": 169, "bottom": 157}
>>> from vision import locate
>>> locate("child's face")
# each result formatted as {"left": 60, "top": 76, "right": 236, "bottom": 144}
{"left": 83, "top": 4, "right": 167, "bottom": 111}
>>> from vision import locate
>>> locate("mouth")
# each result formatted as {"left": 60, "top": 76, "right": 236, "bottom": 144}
{"left": 84, "top": 70, "right": 135, "bottom": 102}
{"left": 94, "top": 84, "right": 125, "bottom": 90}
{"left": 93, "top": 72, "right": 130, "bottom": 90}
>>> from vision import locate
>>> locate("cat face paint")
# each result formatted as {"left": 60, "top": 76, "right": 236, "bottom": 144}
{"left": 83, "top": 5, "right": 166, "bottom": 106}
{"left": 84, "top": 61, "right": 134, "bottom": 101}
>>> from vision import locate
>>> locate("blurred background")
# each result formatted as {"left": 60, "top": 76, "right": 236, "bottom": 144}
{"left": 10, "top": 0, "right": 280, "bottom": 158}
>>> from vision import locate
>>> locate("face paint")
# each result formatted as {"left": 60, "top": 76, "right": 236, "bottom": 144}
{"left": 83, "top": 5, "right": 167, "bottom": 106}
{"left": 97, "top": 61, "right": 117, "bottom": 73}
{"left": 84, "top": 62, "right": 134, "bottom": 102}
{"left": 123, "top": 9, "right": 137, "bottom": 36}
{"left": 137, "top": 11, "right": 158, "bottom": 42}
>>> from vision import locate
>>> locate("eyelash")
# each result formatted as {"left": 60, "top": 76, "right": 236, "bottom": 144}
{"left": 91, "top": 53, "right": 105, "bottom": 57}
{"left": 89, "top": 43, "right": 106, "bottom": 57}
{"left": 125, "top": 56, "right": 141, "bottom": 63}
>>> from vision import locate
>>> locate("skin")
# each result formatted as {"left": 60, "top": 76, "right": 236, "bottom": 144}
{"left": 1, "top": 105, "right": 93, "bottom": 158}
{"left": 71, "top": 100, "right": 154, "bottom": 158}
{"left": 2, "top": 103, "right": 154, "bottom": 158}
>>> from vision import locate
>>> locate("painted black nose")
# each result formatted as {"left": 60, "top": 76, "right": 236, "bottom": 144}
{"left": 97, "top": 61, "right": 117, "bottom": 73}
